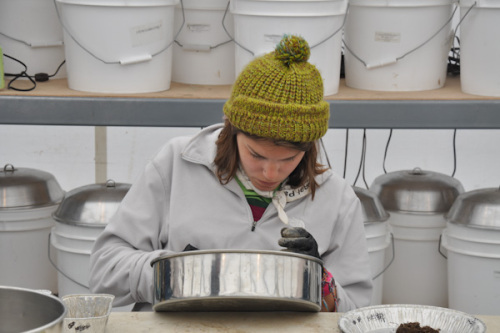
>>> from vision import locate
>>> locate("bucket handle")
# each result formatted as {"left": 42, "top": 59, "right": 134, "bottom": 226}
{"left": 53, "top": 0, "right": 186, "bottom": 65}
{"left": 174, "top": 0, "right": 234, "bottom": 52}
{"left": 222, "top": 1, "right": 349, "bottom": 57}
{"left": 344, "top": 4, "right": 458, "bottom": 69}
{"left": 450, "top": 1, "right": 477, "bottom": 47}
{"left": 438, "top": 233, "right": 448, "bottom": 259}
{"left": 0, "top": 31, "right": 64, "bottom": 48}
{"left": 48, "top": 233, "right": 90, "bottom": 289}
{"left": 372, "top": 232, "right": 395, "bottom": 281}
{"left": 3, "top": 164, "right": 15, "bottom": 172}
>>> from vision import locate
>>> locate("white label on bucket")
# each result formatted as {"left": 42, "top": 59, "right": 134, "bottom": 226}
{"left": 188, "top": 24, "right": 210, "bottom": 32}
{"left": 374, "top": 32, "right": 401, "bottom": 43}
{"left": 130, "top": 20, "right": 165, "bottom": 47}
{"left": 264, "top": 34, "right": 283, "bottom": 44}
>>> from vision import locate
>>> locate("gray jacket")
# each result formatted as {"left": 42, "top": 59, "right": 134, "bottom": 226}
{"left": 89, "top": 124, "right": 372, "bottom": 312}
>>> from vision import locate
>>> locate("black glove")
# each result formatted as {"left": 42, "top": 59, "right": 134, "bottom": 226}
{"left": 183, "top": 244, "right": 199, "bottom": 251}
{"left": 278, "top": 227, "right": 320, "bottom": 259}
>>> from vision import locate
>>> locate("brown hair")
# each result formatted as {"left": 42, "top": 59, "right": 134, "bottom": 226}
{"left": 214, "top": 119, "right": 328, "bottom": 199}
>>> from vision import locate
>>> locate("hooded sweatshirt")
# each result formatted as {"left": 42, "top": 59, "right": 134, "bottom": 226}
{"left": 89, "top": 124, "right": 373, "bottom": 312}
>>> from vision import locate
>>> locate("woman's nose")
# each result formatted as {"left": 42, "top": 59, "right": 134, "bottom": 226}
{"left": 263, "top": 162, "right": 279, "bottom": 180}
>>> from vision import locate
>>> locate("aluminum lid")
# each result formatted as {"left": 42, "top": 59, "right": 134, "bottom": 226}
{"left": 370, "top": 168, "right": 464, "bottom": 213}
{"left": 445, "top": 187, "right": 500, "bottom": 230}
{"left": 0, "top": 164, "right": 65, "bottom": 209}
{"left": 53, "top": 180, "right": 130, "bottom": 227}
{"left": 353, "top": 186, "right": 389, "bottom": 223}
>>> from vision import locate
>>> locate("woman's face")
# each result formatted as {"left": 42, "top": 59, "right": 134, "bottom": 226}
{"left": 236, "top": 133, "right": 305, "bottom": 191}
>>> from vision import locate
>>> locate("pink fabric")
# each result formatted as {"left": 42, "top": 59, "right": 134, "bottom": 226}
{"left": 322, "top": 267, "right": 338, "bottom": 312}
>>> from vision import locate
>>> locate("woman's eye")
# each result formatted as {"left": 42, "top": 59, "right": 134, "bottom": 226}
{"left": 251, "top": 153, "right": 264, "bottom": 159}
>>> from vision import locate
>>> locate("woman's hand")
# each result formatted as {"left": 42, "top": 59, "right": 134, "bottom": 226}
{"left": 278, "top": 227, "right": 320, "bottom": 259}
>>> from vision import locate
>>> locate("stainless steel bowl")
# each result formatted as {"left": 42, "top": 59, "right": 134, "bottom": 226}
{"left": 0, "top": 286, "right": 67, "bottom": 333}
{"left": 151, "top": 250, "right": 323, "bottom": 312}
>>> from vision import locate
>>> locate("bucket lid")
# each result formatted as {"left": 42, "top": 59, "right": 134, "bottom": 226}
{"left": 353, "top": 186, "right": 389, "bottom": 223}
{"left": 370, "top": 168, "right": 464, "bottom": 213}
{"left": 177, "top": 0, "right": 231, "bottom": 10}
{"left": 349, "top": 0, "right": 455, "bottom": 7}
{"left": 0, "top": 164, "right": 65, "bottom": 209}
{"left": 56, "top": 0, "right": 179, "bottom": 7}
{"left": 445, "top": 187, "right": 500, "bottom": 230}
{"left": 53, "top": 180, "right": 130, "bottom": 227}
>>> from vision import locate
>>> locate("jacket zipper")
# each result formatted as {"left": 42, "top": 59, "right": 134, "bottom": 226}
{"left": 251, "top": 220, "right": 258, "bottom": 232}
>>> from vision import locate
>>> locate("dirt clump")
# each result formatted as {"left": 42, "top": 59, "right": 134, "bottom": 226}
{"left": 396, "top": 322, "right": 440, "bottom": 333}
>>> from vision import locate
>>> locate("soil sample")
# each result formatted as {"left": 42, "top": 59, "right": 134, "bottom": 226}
{"left": 396, "top": 322, "right": 440, "bottom": 333}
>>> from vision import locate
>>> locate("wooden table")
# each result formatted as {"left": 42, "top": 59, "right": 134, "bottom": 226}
{"left": 104, "top": 311, "right": 500, "bottom": 332}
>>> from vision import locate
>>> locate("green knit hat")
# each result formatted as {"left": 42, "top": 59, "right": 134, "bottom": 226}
{"left": 223, "top": 35, "right": 330, "bottom": 143}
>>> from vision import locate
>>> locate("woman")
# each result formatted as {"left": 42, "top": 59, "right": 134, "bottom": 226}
{"left": 89, "top": 35, "right": 372, "bottom": 312}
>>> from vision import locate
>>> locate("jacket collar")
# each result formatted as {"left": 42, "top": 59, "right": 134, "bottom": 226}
{"left": 181, "top": 123, "right": 223, "bottom": 172}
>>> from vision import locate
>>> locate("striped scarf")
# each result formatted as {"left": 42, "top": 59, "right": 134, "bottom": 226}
{"left": 235, "top": 167, "right": 309, "bottom": 228}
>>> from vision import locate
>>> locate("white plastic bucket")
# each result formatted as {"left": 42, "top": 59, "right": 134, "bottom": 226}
{"left": 382, "top": 212, "right": 448, "bottom": 307}
{"left": 0, "top": 0, "right": 66, "bottom": 79}
{"left": 365, "top": 221, "right": 392, "bottom": 305}
{"left": 172, "top": 0, "right": 235, "bottom": 85}
{"left": 55, "top": 0, "right": 179, "bottom": 93}
{"left": 50, "top": 223, "right": 100, "bottom": 296}
{"left": 230, "top": 0, "right": 347, "bottom": 96}
{"left": 50, "top": 224, "right": 133, "bottom": 311}
{"left": 0, "top": 207, "right": 59, "bottom": 293}
{"left": 459, "top": 0, "right": 500, "bottom": 96}
{"left": 343, "top": 0, "right": 456, "bottom": 91}
{"left": 442, "top": 222, "right": 500, "bottom": 315}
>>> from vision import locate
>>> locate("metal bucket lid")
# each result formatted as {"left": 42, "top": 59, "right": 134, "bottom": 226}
{"left": 0, "top": 164, "right": 65, "bottom": 209}
{"left": 445, "top": 187, "right": 500, "bottom": 230}
{"left": 53, "top": 179, "right": 130, "bottom": 227}
{"left": 353, "top": 186, "right": 389, "bottom": 223}
{"left": 370, "top": 168, "right": 464, "bottom": 213}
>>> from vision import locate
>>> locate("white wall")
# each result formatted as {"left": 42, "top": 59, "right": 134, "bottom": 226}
{"left": 1, "top": 125, "right": 499, "bottom": 193}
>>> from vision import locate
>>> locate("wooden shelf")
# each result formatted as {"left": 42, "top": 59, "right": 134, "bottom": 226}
{"left": 1, "top": 76, "right": 500, "bottom": 129}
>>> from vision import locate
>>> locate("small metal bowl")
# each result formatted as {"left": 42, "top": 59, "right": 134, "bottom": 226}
{"left": 151, "top": 249, "right": 323, "bottom": 312}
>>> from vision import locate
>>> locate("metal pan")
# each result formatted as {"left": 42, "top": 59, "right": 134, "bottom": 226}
{"left": 151, "top": 249, "right": 323, "bottom": 312}
{"left": 0, "top": 286, "right": 66, "bottom": 332}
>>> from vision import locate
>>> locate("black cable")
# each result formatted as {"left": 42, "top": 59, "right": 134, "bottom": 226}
{"left": 320, "top": 138, "right": 332, "bottom": 169}
{"left": 3, "top": 53, "right": 66, "bottom": 91}
{"left": 343, "top": 129, "right": 349, "bottom": 179}
{"left": 4, "top": 54, "right": 36, "bottom": 91}
{"left": 447, "top": 36, "right": 460, "bottom": 76}
{"left": 47, "top": 60, "right": 66, "bottom": 79}
{"left": 453, "top": 129, "right": 458, "bottom": 174}
{"left": 383, "top": 129, "right": 393, "bottom": 174}
{"left": 361, "top": 130, "right": 369, "bottom": 189}
{"left": 353, "top": 129, "right": 368, "bottom": 188}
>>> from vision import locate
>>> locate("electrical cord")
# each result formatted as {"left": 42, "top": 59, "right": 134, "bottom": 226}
{"left": 319, "top": 137, "right": 332, "bottom": 169}
{"left": 343, "top": 129, "right": 349, "bottom": 179}
{"left": 353, "top": 129, "right": 369, "bottom": 189}
{"left": 3, "top": 53, "right": 65, "bottom": 91}
{"left": 451, "top": 129, "right": 457, "bottom": 177}
{"left": 447, "top": 36, "right": 460, "bottom": 76}
{"left": 382, "top": 129, "right": 458, "bottom": 177}
{"left": 382, "top": 129, "right": 393, "bottom": 174}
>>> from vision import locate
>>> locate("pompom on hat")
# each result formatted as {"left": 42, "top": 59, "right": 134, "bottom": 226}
{"left": 223, "top": 35, "right": 330, "bottom": 143}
